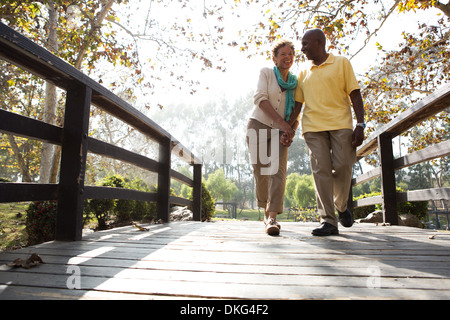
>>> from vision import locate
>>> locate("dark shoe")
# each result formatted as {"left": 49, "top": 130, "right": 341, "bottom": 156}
{"left": 338, "top": 209, "right": 354, "bottom": 228}
{"left": 312, "top": 222, "right": 339, "bottom": 236}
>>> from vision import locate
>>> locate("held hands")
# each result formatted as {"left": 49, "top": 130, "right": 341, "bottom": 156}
{"left": 279, "top": 119, "right": 298, "bottom": 147}
{"left": 280, "top": 131, "right": 293, "bottom": 147}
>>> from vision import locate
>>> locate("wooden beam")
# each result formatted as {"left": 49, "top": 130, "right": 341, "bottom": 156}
{"left": 192, "top": 164, "right": 202, "bottom": 221}
{"left": 0, "top": 109, "right": 62, "bottom": 144}
{"left": 170, "top": 169, "right": 193, "bottom": 187}
{"left": 88, "top": 137, "right": 159, "bottom": 173}
{"left": 169, "top": 196, "right": 193, "bottom": 207}
{"left": 393, "top": 140, "right": 450, "bottom": 170}
{"left": 0, "top": 183, "right": 58, "bottom": 202}
{"left": 55, "top": 83, "right": 91, "bottom": 241}
{"left": 84, "top": 186, "right": 158, "bottom": 202}
{"left": 352, "top": 167, "right": 381, "bottom": 187}
{"left": 397, "top": 188, "right": 450, "bottom": 203}
{"left": 378, "top": 133, "right": 398, "bottom": 225}
{"left": 357, "top": 83, "right": 450, "bottom": 160}
{"left": 157, "top": 137, "right": 171, "bottom": 222}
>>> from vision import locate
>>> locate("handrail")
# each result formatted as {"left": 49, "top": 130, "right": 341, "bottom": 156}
{"left": 352, "top": 83, "right": 450, "bottom": 224}
{"left": 0, "top": 22, "right": 202, "bottom": 241}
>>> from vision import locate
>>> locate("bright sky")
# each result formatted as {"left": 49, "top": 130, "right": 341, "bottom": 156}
{"left": 118, "top": 0, "right": 443, "bottom": 124}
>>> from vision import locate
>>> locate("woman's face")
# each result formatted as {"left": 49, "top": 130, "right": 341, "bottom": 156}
{"left": 273, "top": 45, "right": 294, "bottom": 71}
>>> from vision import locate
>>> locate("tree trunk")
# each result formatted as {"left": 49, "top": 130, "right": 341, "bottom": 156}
{"left": 7, "top": 134, "right": 32, "bottom": 182}
{"left": 39, "top": 1, "right": 59, "bottom": 183}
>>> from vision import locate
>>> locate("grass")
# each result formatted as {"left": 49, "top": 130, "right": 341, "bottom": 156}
{"left": 0, "top": 202, "right": 29, "bottom": 252}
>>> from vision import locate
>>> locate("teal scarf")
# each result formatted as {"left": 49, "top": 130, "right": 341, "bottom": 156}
{"left": 273, "top": 66, "right": 297, "bottom": 121}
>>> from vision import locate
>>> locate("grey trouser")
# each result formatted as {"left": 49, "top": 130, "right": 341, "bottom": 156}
{"left": 304, "top": 130, "right": 356, "bottom": 227}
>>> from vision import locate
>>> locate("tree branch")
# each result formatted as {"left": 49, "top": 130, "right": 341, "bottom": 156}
{"left": 350, "top": 0, "right": 400, "bottom": 60}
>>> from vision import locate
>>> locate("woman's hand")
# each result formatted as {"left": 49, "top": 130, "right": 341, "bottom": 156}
{"left": 280, "top": 131, "right": 293, "bottom": 147}
{"left": 277, "top": 119, "right": 295, "bottom": 140}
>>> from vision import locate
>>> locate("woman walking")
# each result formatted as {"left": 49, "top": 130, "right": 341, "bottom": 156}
{"left": 246, "top": 40, "right": 301, "bottom": 235}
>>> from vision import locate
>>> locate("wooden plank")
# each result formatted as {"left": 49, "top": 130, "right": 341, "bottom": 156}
{"left": 1, "top": 222, "right": 450, "bottom": 300}
{"left": 0, "top": 183, "right": 58, "bottom": 202}
{"left": 353, "top": 195, "right": 382, "bottom": 207}
{"left": 397, "top": 188, "right": 450, "bottom": 202}
{"left": 393, "top": 140, "right": 450, "bottom": 170}
{"left": 0, "top": 109, "right": 62, "bottom": 145}
{"left": 84, "top": 186, "right": 158, "bottom": 202}
{"left": 170, "top": 169, "right": 193, "bottom": 187}
{"left": 352, "top": 167, "right": 381, "bottom": 187}
{"left": 169, "top": 196, "right": 192, "bottom": 207}
{"left": 353, "top": 140, "right": 449, "bottom": 188}
{"left": 88, "top": 137, "right": 159, "bottom": 173}
{"left": 356, "top": 82, "right": 450, "bottom": 160}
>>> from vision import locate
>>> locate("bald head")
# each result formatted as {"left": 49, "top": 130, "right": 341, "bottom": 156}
{"left": 303, "top": 29, "right": 327, "bottom": 48}
{"left": 301, "top": 28, "right": 328, "bottom": 65}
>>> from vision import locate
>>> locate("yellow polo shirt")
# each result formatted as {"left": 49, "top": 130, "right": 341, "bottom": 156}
{"left": 294, "top": 53, "right": 360, "bottom": 133}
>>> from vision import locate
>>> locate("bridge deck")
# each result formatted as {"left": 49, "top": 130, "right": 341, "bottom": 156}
{"left": 1, "top": 221, "right": 450, "bottom": 300}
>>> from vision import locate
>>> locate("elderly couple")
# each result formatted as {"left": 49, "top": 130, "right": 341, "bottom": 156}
{"left": 246, "top": 29, "right": 365, "bottom": 236}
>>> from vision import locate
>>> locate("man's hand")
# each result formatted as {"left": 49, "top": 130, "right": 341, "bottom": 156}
{"left": 352, "top": 126, "right": 364, "bottom": 148}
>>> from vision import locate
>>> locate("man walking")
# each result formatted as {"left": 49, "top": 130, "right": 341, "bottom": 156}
{"left": 293, "top": 29, "right": 365, "bottom": 236}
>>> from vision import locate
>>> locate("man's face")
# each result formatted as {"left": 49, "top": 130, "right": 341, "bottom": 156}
{"left": 301, "top": 34, "right": 320, "bottom": 61}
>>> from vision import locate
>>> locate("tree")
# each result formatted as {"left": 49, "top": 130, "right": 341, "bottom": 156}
{"left": 1, "top": 0, "right": 227, "bottom": 183}
{"left": 230, "top": 0, "right": 449, "bottom": 159}
{"left": 205, "top": 168, "right": 238, "bottom": 202}
{"left": 285, "top": 173, "right": 315, "bottom": 208}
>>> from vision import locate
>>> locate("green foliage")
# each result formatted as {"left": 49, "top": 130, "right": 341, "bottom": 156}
{"left": 84, "top": 174, "right": 157, "bottom": 230}
{"left": 285, "top": 173, "right": 316, "bottom": 208}
{"left": 291, "top": 206, "right": 320, "bottom": 222}
{"left": 200, "top": 182, "right": 215, "bottom": 221}
{"left": 205, "top": 169, "right": 238, "bottom": 201}
{"left": 25, "top": 200, "right": 57, "bottom": 246}
{"left": 184, "top": 182, "right": 215, "bottom": 221}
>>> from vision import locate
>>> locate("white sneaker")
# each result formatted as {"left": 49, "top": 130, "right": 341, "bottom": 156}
{"left": 264, "top": 216, "right": 281, "bottom": 230}
{"left": 265, "top": 218, "right": 280, "bottom": 236}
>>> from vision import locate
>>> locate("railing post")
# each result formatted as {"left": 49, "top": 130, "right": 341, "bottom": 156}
{"left": 378, "top": 133, "right": 398, "bottom": 225}
{"left": 157, "top": 137, "right": 171, "bottom": 222}
{"left": 192, "top": 163, "right": 202, "bottom": 221}
{"left": 56, "top": 83, "right": 92, "bottom": 241}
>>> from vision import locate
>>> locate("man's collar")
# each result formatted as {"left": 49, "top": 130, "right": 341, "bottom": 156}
{"left": 309, "top": 53, "right": 335, "bottom": 69}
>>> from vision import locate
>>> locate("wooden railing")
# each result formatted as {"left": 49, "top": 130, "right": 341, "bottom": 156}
{"left": 352, "top": 82, "right": 450, "bottom": 224}
{"left": 0, "top": 22, "right": 202, "bottom": 241}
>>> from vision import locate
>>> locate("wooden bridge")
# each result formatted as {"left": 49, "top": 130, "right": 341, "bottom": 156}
{"left": 1, "top": 23, "right": 450, "bottom": 300}
{"left": 1, "top": 221, "right": 450, "bottom": 300}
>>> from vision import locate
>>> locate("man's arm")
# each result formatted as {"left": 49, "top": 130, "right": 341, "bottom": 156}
{"left": 350, "top": 89, "right": 365, "bottom": 148}
{"left": 288, "top": 101, "right": 303, "bottom": 131}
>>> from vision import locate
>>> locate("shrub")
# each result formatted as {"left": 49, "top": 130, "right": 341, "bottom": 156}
{"left": 186, "top": 182, "right": 215, "bottom": 221}
{"left": 129, "top": 180, "right": 157, "bottom": 222}
{"left": 200, "top": 182, "right": 215, "bottom": 221}
{"left": 291, "top": 206, "right": 320, "bottom": 222}
{"left": 85, "top": 175, "right": 159, "bottom": 229}
{"left": 25, "top": 201, "right": 57, "bottom": 245}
